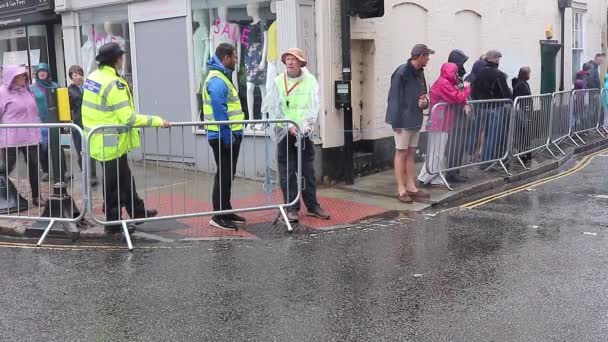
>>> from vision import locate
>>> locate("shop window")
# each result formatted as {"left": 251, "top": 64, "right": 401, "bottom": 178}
{"left": 78, "top": 6, "right": 131, "bottom": 83}
{"left": 0, "top": 25, "right": 50, "bottom": 83}
{"left": 192, "top": 1, "right": 278, "bottom": 129}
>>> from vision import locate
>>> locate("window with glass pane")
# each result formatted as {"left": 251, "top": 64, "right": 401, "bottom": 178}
{"left": 572, "top": 10, "right": 585, "bottom": 83}
{"left": 192, "top": 0, "right": 278, "bottom": 125}
{"left": 79, "top": 6, "right": 131, "bottom": 82}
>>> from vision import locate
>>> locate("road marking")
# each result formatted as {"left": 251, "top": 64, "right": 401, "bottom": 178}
{"left": 591, "top": 195, "right": 608, "bottom": 199}
{"left": 461, "top": 148, "right": 608, "bottom": 209}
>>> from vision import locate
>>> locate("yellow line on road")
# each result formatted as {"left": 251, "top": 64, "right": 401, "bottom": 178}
{"left": 461, "top": 148, "right": 608, "bottom": 209}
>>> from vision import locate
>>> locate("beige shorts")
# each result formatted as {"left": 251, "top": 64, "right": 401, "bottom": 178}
{"left": 394, "top": 129, "right": 420, "bottom": 150}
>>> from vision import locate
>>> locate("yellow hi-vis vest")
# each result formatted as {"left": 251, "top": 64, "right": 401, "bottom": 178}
{"left": 82, "top": 65, "right": 164, "bottom": 161}
{"left": 275, "top": 72, "right": 317, "bottom": 127}
{"left": 202, "top": 70, "right": 244, "bottom": 132}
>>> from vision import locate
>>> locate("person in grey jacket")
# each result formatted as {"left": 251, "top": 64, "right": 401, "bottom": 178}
{"left": 385, "top": 44, "right": 434, "bottom": 203}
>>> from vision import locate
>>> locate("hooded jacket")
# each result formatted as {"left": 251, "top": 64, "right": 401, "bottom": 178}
{"left": 471, "top": 61, "right": 512, "bottom": 100}
{"left": 429, "top": 63, "right": 472, "bottom": 132}
{"left": 0, "top": 65, "right": 41, "bottom": 148}
{"left": 385, "top": 59, "right": 428, "bottom": 130}
{"left": 30, "top": 63, "right": 58, "bottom": 143}
{"left": 205, "top": 55, "right": 243, "bottom": 142}
{"left": 448, "top": 49, "right": 469, "bottom": 81}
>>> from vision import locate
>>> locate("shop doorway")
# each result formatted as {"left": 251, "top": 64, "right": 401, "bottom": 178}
{"left": 0, "top": 24, "right": 59, "bottom": 83}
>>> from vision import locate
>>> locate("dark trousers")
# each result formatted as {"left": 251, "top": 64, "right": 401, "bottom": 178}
{"left": 71, "top": 129, "right": 96, "bottom": 178}
{"left": 40, "top": 127, "right": 67, "bottom": 183}
{"left": 0, "top": 146, "right": 39, "bottom": 198}
{"left": 277, "top": 135, "right": 318, "bottom": 212}
{"left": 210, "top": 138, "right": 242, "bottom": 216}
{"left": 102, "top": 155, "right": 146, "bottom": 227}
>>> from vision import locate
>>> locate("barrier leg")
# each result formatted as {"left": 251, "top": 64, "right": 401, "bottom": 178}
{"left": 279, "top": 206, "right": 293, "bottom": 233}
{"left": 595, "top": 127, "right": 606, "bottom": 139}
{"left": 499, "top": 160, "right": 511, "bottom": 175}
{"left": 568, "top": 135, "right": 581, "bottom": 147}
{"left": 553, "top": 142, "right": 566, "bottom": 156}
{"left": 438, "top": 172, "right": 453, "bottom": 191}
{"left": 516, "top": 155, "right": 527, "bottom": 169}
{"left": 122, "top": 221, "right": 134, "bottom": 251}
{"left": 37, "top": 219, "right": 56, "bottom": 247}
{"left": 546, "top": 145, "right": 559, "bottom": 159}
{"left": 575, "top": 133, "right": 586, "bottom": 145}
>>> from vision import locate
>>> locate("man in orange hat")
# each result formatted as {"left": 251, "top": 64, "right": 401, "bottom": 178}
{"left": 264, "top": 48, "right": 330, "bottom": 223}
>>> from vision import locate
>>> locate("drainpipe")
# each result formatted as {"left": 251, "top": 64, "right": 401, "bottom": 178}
{"left": 341, "top": 0, "right": 354, "bottom": 185}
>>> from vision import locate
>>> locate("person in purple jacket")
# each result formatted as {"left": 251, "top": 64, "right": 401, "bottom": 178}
{"left": 0, "top": 65, "right": 42, "bottom": 206}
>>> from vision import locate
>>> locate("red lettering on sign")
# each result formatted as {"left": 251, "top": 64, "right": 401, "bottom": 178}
{"left": 241, "top": 28, "right": 250, "bottom": 47}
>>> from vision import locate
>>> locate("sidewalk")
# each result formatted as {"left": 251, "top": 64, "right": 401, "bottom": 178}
{"left": 1, "top": 134, "right": 607, "bottom": 242}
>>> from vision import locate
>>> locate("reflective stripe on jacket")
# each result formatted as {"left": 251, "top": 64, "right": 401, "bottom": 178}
{"left": 202, "top": 70, "right": 244, "bottom": 132}
{"left": 82, "top": 65, "right": 163, "bottom": 161}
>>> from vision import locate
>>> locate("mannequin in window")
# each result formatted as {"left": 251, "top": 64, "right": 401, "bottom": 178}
{"left": 100, "top": 22, "right": 127, "bottom": 72}
{"left": 243, "top": 3, "right": 269, "bottom": 128}
{"left": 193, "top": 10, "right": 211, "bottom": 120}
{"left": 265, "top": 1, "right": 279, "bottom": 97}
{"left": 81, "top": 26, "right": 98, "bottom": 76}
{"left": 210, "top": 6, "right": 240, "bottom": 87}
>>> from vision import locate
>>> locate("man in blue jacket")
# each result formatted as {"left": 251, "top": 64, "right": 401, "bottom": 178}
{"left": 202, "top": 43, "right": 245, "bottom": 230}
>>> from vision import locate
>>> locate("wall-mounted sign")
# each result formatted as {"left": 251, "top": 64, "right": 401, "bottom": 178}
{"left": 0, "top": 0, "right": 52, "bottom": 15}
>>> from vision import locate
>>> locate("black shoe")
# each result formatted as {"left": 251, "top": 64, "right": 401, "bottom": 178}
{"left": 210, "top": 216, "right": 238, "bottom": 231}
{"left": 227, "top": 213, "right": 247, "bottom": 223}
{"left": 105, "top": 224, "right": 135, "bottom": 234}
{"left": 135, "top": 209, "right": 158, "bottom": 225}
{"left": 287, "top": 210, "right": 299, "bottom": 223}
{"left": 307, "top": 206, "right": 331, "bottom": 220}
{"left": 446, "top": 174, "right": 468, "bottom": 183}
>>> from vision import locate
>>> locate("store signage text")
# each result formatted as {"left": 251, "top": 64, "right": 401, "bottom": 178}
{"left": 0, "top": 0, "right": 50, "bottom": 14}
{"left": 213, "top": 18, "right": 252, "bottom": 48}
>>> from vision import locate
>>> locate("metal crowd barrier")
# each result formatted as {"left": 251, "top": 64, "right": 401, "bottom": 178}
{"left": 551, "top": 90, "right": 578, "bottom": 155}
{"left": 85, "top": 119, "right": 301, "bottom": 250}
{"left": 510, "top": 94, "right": 556, "bottom": 167}
{"left": 0, "top": 123, "right": 86, "bottom": 245}
{"left": 572, "top": 89, "right": 605, "bottom": 144}
{"left": 421, "top": 99, "right": 513, "bottom": 190}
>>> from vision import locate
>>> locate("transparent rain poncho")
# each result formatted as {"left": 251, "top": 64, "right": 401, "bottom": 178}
{"left": 262, "top": 67, "right": 320, "bottom": 143}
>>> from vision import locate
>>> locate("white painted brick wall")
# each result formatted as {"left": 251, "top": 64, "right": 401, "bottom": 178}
{"left": 318, "top": 0, "right": 608, "bottom": 145}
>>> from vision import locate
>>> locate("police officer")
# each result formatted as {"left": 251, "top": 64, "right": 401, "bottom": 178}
{"left": 265, "top": 48, "right": 330, "bottom": 223}
{"left": 82, "top": 42, "right": 171, "bottom": 234}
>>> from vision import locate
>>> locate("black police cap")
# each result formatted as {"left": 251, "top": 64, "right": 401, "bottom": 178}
{"left": 96, "top": 42, "right": 126, "bottom": 63}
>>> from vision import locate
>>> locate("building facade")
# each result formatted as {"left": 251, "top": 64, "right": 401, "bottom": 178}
{"left": 50, "top": 0, "right": 608, "bottom": 181}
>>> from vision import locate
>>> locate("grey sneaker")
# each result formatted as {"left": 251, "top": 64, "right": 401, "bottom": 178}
{"left": 307, "top": 206, "right": 330, "bottom": 220}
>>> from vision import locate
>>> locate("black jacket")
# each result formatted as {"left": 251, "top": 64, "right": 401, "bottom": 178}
{"left": 448, "top": 49, "right": 469, "bottom": 79}
{"left": 68, "top": 84, "right": 83, "bottom": 127}
{"left": 512, "top": 78, "right": 531, "bottom": 99}
{"left": 471, "top": 61, "right": 513, "bottom": 100}
{"left": 385, "top": 60, "right": 428, "bottom": 130}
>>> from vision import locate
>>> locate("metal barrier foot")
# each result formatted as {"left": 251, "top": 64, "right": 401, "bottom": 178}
{"left": 499, "top": 160, "right": 512, "bottom": 176}
{"left": 516, "top": 156, "right": 528, "bottom": 169}
{"left": 438, "top": 173, "right": 454, "bottom": 191}
{"left": 568, "top": 135, "right": 581, "bottom": 147}
{"left": 279, "top": 206, "right": 294, "bottom": 233}
{"left": 37, "top": 219, "right": 56, "bottom": 247}
{"left": 122, "top": 222, "right": 134, "bottom": 251}
{"left": 595, "top": 127, "right": 606, "bottom": 139}
{"left": 575, "top": 133, "right": 586, "bottom": 145}
{"left": 553, "top": 143, "right": 566, "bottom": 156}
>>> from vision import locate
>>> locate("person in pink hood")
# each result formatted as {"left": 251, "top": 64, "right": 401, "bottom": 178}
{"left": 418, "top": 63, "right": 471, "bottom": 186}
{"left": 0, "top": 65, "right": 42, "bottom": 205}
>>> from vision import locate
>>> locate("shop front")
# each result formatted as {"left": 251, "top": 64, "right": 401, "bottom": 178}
{"left": 57, "top": 0, "right": 318, "bottom": 176}
{"left": 0, "top": 0, "right": 64, "bottom": 85}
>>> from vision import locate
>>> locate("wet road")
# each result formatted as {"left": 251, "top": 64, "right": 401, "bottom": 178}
{"left": 1, "top": 153, "right": 608, "bottom": 341}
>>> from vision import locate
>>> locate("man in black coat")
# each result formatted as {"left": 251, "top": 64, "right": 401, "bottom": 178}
{"left": 472, "top": 50, "right": 513, "bottom": 162}
{"left": 385, "top": 44, "right": 434, "bottom": 203}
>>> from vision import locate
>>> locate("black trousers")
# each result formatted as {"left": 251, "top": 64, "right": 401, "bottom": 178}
{"left": 0, "top": 146, "right": 39, "bottom": 198}
{"left": 71, "top": 128, "right": 97, "bottom": 178}
{"left": 40, "top": 127, "right": 68, "bottom": 183}
{"left": 210, "top": 138, "right": 242, "bottom": 216}
{"left": 102, "top": 155, "right": 146, "bottom": 227}
{"left": 277, "top": 135, "right": 318, "bottom": 212}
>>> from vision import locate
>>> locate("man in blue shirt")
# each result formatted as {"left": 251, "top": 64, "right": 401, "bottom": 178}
{"left": 203, "top": 43, "right": 245, "bottom": 230}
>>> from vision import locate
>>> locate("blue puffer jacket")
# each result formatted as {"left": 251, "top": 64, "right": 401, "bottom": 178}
{"left": 205, "top": 55, "right": 243, "bottom": 143}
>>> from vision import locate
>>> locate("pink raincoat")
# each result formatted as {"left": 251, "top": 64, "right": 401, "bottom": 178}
{"left": 0, "top": 65, "right": 41, "bottom": 148}
{"left": 429, "top": 63, "right": 471, "bottom": 132}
